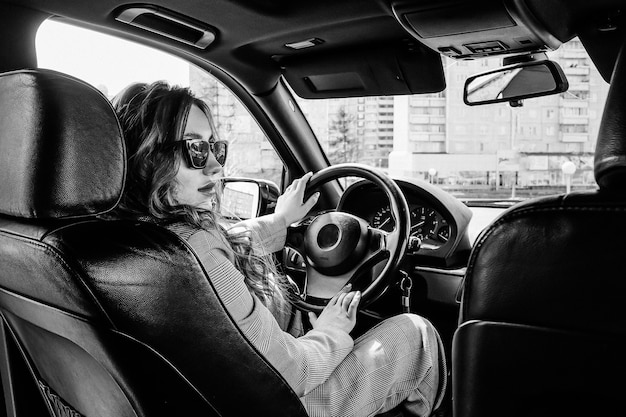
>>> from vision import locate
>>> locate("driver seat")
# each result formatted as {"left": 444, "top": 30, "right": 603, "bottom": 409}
{"left": 0, "top": 69, "right": 308, "bottom": 416}
{"left": 452, "top": 42, "right": 626, "bottom": 416}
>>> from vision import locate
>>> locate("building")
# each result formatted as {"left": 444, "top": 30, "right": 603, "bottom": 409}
{"left": 390, "top": 38, "right": 609, "bottom": 195}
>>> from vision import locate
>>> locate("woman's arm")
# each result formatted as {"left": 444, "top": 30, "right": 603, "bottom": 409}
{"left": 230, "top": 213, "right": 288, "bottom": 255}
{"left": 188, "top": 229, "right": 353, "bottom": 396}
{"left": 227, "top": 172, "right": 319, "bottom": 254}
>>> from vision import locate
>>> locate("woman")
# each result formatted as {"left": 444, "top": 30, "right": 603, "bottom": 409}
{"left": 113, "top": 81, "right": 447, "bottom": 417}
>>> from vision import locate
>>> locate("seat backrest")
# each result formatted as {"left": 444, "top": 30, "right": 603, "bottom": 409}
{"left": 452, "top": 42, "right": 626, "bottom": 416}
{"left": 0, "top": 69, "right": 307, "bottom": 417}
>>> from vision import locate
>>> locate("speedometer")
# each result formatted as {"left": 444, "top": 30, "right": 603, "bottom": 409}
{"left": 372, "top": 206, "right": 394, "bottom": 232}
{"left": 409, "top": 206, "right": 439, "bottom": 240}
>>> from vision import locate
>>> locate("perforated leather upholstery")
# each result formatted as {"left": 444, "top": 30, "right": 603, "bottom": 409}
{"left": 0, "top": 69, "right": 307, "bottom": 416}
{"left": 453, "top": 42, "right": 626, "bottom": 416}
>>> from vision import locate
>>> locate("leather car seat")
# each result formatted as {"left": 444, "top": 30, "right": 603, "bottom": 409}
{"left": 452, "top": 42, "right": 626, "bottom": 416}
{"left": 0, "top": 69, "right": 308, "bottom": 417}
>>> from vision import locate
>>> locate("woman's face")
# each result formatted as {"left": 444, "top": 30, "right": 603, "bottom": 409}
{"left": 173, "top": 104, "right": 223, "bottom": 210}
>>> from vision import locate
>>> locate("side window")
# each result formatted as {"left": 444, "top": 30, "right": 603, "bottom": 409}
{"left": 36, "top": 20, "right": 283, "bottom": 186}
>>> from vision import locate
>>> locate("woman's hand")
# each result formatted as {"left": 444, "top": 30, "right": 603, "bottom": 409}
{"left": 275, "top": 172, "right": 320, "bottom": 226}
{"left": 308, "top": 284, "right": 361, "bottom": 334}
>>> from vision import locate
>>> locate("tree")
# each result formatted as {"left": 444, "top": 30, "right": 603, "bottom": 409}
{"left": 328, "top": 105, "right": 358, "bottom": 164}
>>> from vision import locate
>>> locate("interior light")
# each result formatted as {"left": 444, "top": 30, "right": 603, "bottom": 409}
{"left": 285, "top": 38, "right": 324, "bottom": 50}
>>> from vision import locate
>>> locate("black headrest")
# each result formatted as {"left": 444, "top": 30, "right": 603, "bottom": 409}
{"left": 595, "top": 39, "right": 626, "bottom": 190}
{"left": 0, "top": 69, "right": 125, "bottom": 219}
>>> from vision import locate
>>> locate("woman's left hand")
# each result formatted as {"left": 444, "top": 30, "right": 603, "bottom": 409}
{"left": 275, "top": 172, "right": 320, "bottom": 226}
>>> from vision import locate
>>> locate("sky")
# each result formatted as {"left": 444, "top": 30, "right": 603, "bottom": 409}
{"left": 36, "top": 20, "right": 190, "bottom": 97}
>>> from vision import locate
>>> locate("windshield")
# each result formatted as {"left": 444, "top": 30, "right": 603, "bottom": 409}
{"left": 294, "top": 38, "right": 608, "bottom": 202}
{"left": 36, "top": 22, "right": 606, "bottom": 202}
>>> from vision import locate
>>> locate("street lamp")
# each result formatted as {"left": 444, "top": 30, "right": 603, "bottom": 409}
{"left": 561, "top": 161, "right": 576, "bottom": 194}
{"left": 428, "top": 168, "right": 437, "bottom": 184}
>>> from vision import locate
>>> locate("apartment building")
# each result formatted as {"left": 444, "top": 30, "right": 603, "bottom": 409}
{"left": 390, "top": 38, "right": 609, "bottom": 190}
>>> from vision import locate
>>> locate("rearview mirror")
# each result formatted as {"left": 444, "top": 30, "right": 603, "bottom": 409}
{"left": 463, "top": 60, "right": 568, "bottom": 106}
{"left": 221, "top": 178, "right": 280, "bottom": 220}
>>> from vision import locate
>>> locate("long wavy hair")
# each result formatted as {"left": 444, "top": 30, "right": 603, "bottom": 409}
{"left": 113, "top": 81, "right": 291, "bottom": 310}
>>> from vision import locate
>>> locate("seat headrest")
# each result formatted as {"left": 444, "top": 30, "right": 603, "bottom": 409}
{"left": 0, "top": 69, "right": 125, "bottom": 219}
{"left": 595, "top": 39, "right": 626, "bottom": 190}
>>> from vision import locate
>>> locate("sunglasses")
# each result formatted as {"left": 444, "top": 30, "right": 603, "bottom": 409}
{"left": 163, "top": 138, "right": 228, "bottom": 168}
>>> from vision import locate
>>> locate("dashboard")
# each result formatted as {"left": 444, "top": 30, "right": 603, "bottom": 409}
{"left": 282, "top": 176, "right": 505, "bottom": 309}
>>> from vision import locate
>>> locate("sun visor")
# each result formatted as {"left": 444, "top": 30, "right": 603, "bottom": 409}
{"left": 281, "top": 40, "right": 445, "bottom": 99}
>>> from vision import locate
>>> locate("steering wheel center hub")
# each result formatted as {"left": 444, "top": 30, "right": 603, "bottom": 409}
{"left": 304, "top": 212, "right": 368, "bottom": 275}
{"left": 317, "top": 223, "right": 340, "bottom": 249}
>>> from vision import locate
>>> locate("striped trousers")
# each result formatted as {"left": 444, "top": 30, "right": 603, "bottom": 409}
{"left": 302, "top": 314, "right": 447, "bottom": 417}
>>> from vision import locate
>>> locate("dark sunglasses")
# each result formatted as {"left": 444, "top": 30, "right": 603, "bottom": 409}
{"left": 162, "top": 138, "right": 228, "bottom": 168}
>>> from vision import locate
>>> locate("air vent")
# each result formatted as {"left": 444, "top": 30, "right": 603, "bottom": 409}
{"left": 116, "top": 6, "right": 216, "bottom": 49}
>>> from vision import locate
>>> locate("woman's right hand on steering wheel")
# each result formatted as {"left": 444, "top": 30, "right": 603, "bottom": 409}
{"left": 275, "top": 172, "right": 320, "bottom": 226}
{"left": 307, "top": 284, "right": 361, "bottom": 334}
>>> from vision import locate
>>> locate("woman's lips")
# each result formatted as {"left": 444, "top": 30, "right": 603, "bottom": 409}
{"left": 198, "top": 181, "right": 216, "bottom": 193}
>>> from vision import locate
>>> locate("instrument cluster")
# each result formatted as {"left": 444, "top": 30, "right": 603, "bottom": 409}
{"left": 371, "top": 204, "right": 450, "bottom": 251}
{"left": 338, "top": 178, "right": 473, "bottom": 267}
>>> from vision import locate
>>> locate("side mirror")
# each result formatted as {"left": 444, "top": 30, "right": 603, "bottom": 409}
{"left": 221, "top": 178, "right": 280, "bottom": 220}
{"left": 463, "top": 59, "right": 568, "bottom": 106}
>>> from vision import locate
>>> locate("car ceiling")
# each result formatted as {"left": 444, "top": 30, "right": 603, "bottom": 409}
{"left": 2, "top": 0, "right": 626, "bottom": 96}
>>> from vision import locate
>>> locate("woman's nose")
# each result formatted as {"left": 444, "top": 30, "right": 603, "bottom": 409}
{"left": 203, "top": 151, "right": 223, "bottom": 176}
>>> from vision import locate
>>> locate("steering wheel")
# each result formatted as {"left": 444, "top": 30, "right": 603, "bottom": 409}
{"left": 286, "top": 163, "right": 410, "bottom": 313}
